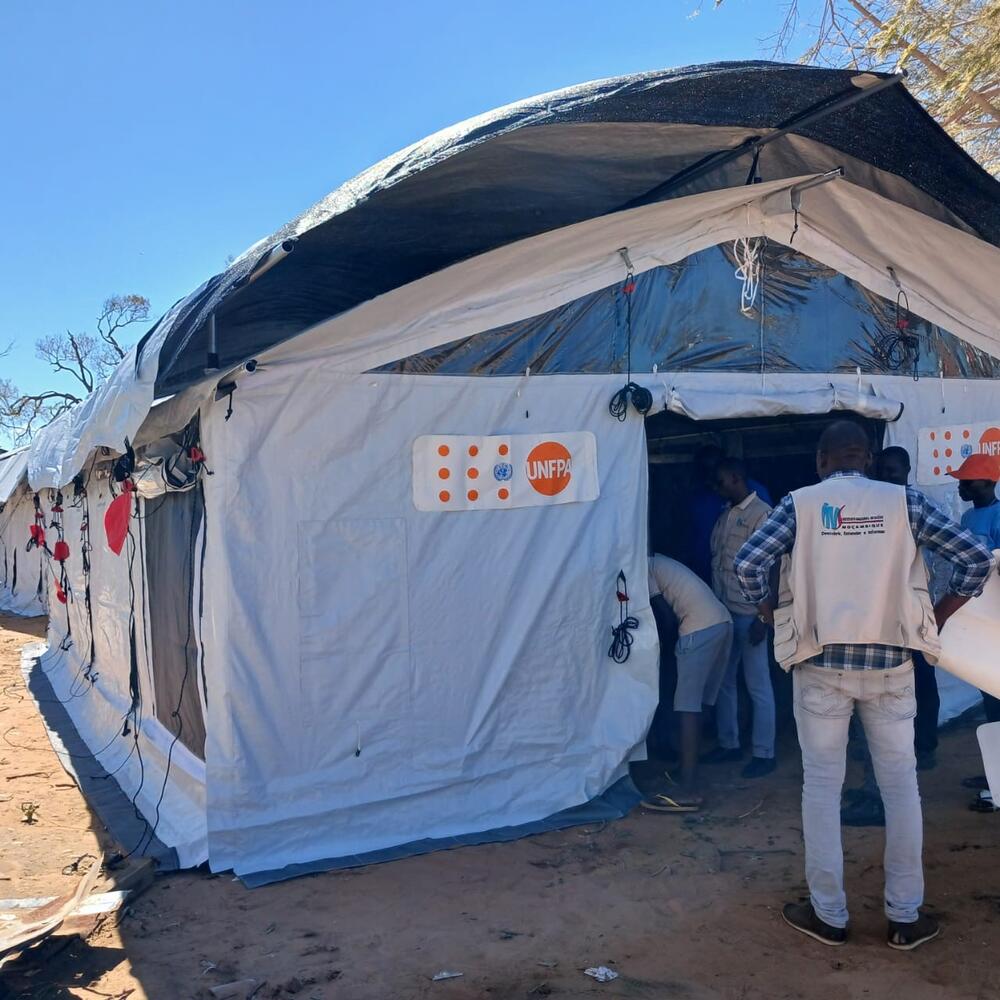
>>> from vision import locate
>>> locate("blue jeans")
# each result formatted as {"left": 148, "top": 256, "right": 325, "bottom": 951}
{"left": 716, "top": 612, "right": 776, "bottom": 758}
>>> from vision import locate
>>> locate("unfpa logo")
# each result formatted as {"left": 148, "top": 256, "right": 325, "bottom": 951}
{"left": 525, "top": 441, "right": 572, "bottom": 496}
{"left": 821, "top": 503, "right": 845, "bottom": 530}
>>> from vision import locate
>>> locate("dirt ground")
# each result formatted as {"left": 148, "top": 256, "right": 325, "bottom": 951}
{"left": 1, "top": 612, "right": 998, "bottom": 1000}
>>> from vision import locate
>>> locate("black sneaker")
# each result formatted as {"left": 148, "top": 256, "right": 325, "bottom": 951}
{"left": 888, "top": 913, "right": 940, "bottom": 951}
{"left": 841, "top": 796, "right": 886, "bottom": 827}
{"left": 782, "top": 902, "right": 847, "bottom": 946}
{"left": 742, "top": 756, "right": 776, "bottom": 779}
{"left": 700, "top": 747, "right": 742, "bottom": 764}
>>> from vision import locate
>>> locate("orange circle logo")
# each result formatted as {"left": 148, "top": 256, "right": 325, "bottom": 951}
{"left": 525, "top": 441, "right": 572, "bottom": 496}
{"left": 980, "top": 427, "right": 1000, "bottom": 457}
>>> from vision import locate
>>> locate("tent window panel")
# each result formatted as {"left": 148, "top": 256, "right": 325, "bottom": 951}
{"left": 143, "top": 487, "right": 206, "bottom": 760}
{"left": 296, "top": 517, "right": 412, "bottom": 749}
{"left": 376, "top": 244, "right": 1000, "bottom": 380}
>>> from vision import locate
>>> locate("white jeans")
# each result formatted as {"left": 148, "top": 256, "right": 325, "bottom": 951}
{"left": 793, "top": 664, "right": 922, "bottom": 928}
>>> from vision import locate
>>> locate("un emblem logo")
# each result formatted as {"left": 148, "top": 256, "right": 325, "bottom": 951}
{"left": 493, "top": 462, "right": 513, "bottom": 482}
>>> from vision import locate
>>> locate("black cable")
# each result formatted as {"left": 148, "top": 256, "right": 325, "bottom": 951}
{"left": 873, "top": 289, "right": 920, "bottom": 379}
{"left": 608, "top": 260, "right": 653, "bottom": 421}
{"left": 608, "top": 570, "right": 639, "bottom": 663}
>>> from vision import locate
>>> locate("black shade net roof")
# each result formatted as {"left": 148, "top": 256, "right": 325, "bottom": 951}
{"left": 138, "top": 60, "right": 1000, "bottom": 397}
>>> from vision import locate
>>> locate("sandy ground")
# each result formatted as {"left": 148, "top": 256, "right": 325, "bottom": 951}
{"left": 1, "top": 612, "right": 999, "bottom": 1000}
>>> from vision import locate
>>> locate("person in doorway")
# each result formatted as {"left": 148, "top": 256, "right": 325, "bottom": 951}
{"left": 842, "top": 446, "right": 942, "bottom": 827}
{"left": 734, "top": 420, "right": 993, "bottom": 951}
{"left": 686, "top": 445, "right": 771, "bottom": 584}
{"left": 948, "top": 453, "right": 1000, "bottom": 795}
{"left": 706, "top": 457, "right": 776, "bottom": 778}
{"left": 642, "top": 553, "right": 733, "bottom": 813}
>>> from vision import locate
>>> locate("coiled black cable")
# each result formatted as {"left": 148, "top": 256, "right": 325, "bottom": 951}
{"left": 608, "top": 570, "right": 639, "bottom": 664}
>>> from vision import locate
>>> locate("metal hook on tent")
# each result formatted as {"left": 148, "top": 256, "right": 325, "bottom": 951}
{"left": 788, "top": 167, "right": 843, "bottom": 244}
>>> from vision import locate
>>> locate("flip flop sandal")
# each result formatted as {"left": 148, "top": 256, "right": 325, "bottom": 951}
{"left": 641, "top": 793, "right": 701, "bottom": 813}
{"left": 968, "top": 791, "right": 998, "bottom": 813}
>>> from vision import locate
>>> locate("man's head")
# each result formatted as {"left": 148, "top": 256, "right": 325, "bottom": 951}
{"left": 816, "top": 421, "right": 872, "bottom": 479}
{"left": 693, "top": 444, "right": 724, "bottom": 487}
{"left": 714, "top": 456, "right": 750, "bottom": 504}
{"left": 949, "top": 453, "right": 1000, "bottom": 505}
{"left": 877, "top": 446, "right": 911, "bottom": 487}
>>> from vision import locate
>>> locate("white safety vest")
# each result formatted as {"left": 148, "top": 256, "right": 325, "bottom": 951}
{"left": 772, "top": 476, "right": 939, "bottom": 670}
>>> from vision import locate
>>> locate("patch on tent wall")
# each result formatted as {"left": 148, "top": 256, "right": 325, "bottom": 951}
{"left": 917, "top": 422, "right": 1000, "bottom": 485}
{"left": 297, "top": 517, "right": 412, "bottom": 755}
{"left": 412, "top": 433, "right": 599, "bottom": 512}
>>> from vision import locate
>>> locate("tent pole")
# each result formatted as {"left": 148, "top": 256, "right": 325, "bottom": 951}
{"left": 620, "top": 72, "right": 906, "bottom": 210}
{"left": 205, "top": 313, "right": 219, "bottom": 374}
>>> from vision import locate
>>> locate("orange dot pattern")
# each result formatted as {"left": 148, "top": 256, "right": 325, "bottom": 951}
{"left": 428, "top": 437, "right": 515, "bottom": 508}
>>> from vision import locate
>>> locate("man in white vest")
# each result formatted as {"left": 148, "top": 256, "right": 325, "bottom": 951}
{"left": 733, "top": 421, "right": 993, "bottom": 951}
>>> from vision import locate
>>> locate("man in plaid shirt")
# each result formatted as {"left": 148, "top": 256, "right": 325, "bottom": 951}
{"left": 734, "top": 421, "right": 993, "bottom": 951}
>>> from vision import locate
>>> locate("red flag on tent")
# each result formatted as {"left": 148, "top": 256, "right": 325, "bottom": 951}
{"left": 104, "top": 483, "right": 134, "bottom": 556}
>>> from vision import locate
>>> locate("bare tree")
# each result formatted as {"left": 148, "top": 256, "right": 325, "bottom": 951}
{"left": 0, "top": 295, "right": 150, "bottom": 444}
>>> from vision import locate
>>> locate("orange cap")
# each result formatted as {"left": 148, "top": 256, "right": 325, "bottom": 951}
{"left": 947, "top": 453, "right": 1000, "bottom": 481}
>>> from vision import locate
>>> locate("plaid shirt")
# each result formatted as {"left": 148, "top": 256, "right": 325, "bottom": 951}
{"left": 734, "top": 471, "right": 995, "bottom": 670}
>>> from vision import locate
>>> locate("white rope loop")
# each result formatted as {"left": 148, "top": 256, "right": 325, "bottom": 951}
{"left": 733, "top": 236, "right": 763, "bottom": 314}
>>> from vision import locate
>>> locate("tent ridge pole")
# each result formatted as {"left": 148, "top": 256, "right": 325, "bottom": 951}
{"left": 619, "top": 72, "right": 905, "bottom": 210}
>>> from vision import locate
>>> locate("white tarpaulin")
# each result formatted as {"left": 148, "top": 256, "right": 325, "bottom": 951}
{"left": 412, "top": 432, "right": 599, "bottom": 512}
{"left": 0, "top": 450, "right": 28, "bottom": 505}
{"left": 198, "top": 368, "right": 657, "bottom": 875}
{"left": 26, "top": 313, "right": 174, "bottom": 492}
{"left": 662, "top": 385, "right": 904, "bottom": 423}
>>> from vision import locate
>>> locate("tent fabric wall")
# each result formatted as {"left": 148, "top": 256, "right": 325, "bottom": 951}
{"left": 27, "top": 479, "right": 207, "bottom": 866}
{"left": 0, "top": 490, "right": 46, "bottom": 617}
{"left": 0, "top": 450, "right": 29, "bottom": 504}
{"left": 197, "top": 368, "right": 657, "bottom": 876}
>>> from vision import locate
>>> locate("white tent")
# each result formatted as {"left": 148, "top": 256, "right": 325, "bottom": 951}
{"left": 3, "top": 62, "right": 999, "bottom": 880}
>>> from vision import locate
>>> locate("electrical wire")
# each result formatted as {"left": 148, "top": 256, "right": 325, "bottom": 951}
{"left": 608, "top": 571, "right": 639, "bottom": 664}
{"left": 608, "top": 253, "right": 653, "bottom": 421}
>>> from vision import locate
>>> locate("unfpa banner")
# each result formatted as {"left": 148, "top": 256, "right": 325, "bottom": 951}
{"left": 413, "top": 432, "right": 599, "bottom": 512}
{"left": 917, "top": 422, "right": 1000, "bottom": 485}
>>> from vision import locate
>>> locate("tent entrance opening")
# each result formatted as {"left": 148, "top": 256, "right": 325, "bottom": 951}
{"left": 646, "top": 410, "right": 887, "bottom": 563}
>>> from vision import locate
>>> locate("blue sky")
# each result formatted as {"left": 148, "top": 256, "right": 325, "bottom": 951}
{"left": 0, "top": 0, "right": 811, "bottom": 407}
